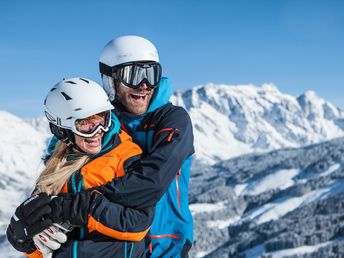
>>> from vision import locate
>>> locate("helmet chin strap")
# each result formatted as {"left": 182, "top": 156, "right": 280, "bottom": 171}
{"left": 50, "top": 123, "right": 88, "bottom": 154}
{"left": 63, "top": 131, "right": 89, "bottom": 154}
{"left": 71, "top": 143, "right": 87, "bottom": 154}
{"left": 62, "top": 135, "right": 88, "bottom": 154}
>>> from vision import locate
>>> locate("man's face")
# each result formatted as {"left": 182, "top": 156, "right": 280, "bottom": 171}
{"left": 115, "top": 81, "right": 155, "bottom": 115}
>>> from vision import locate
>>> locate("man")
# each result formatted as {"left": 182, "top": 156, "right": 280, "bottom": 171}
{"left": 98, "top": 35, "right": 194, "bottom": 257}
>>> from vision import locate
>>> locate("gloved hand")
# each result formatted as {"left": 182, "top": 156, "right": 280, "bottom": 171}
{"left": 33, "top": 223, "right": 71, "bottom": 257}
{"left": 50, "top": 191, "right": 91, "bottom": 226}
{"left": 7, "top": 193, "right": 53, "bottom": 253}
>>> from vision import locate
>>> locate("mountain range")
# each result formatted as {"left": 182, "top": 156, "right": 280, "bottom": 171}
{"left": 171, "top": 83, "right": 344, "bottom": 164}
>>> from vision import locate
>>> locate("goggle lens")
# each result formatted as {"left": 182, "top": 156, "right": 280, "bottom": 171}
{"left": 74, "top": 111, "right": 111, "bottom": 137}
{"left": 118, "top": 63, "right": 161, "bottom": 89}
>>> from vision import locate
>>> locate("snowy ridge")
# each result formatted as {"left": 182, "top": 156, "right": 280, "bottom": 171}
{"left": 171, "top": 83, "right": 344, "bottom": 164}
{"left": 0, "top": 111, "right": 50, "bottom": 256}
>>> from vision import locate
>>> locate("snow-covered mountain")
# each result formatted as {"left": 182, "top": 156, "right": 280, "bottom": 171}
{"left": 0, "top": 111, "right": 51, "bottom": 257}
{"left": 189, "top": 137, "right": 344, "bottom": 258}
{"left": 171, "top": 83, "right": 344, "bottom": 164}
{"left": 1, "top": 83, "right": 344, "bottom": 257}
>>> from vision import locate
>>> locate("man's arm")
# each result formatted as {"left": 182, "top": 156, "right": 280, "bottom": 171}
{"left": 98, "top": 106, "right": 194, "bottom": 209}
{"left": 88, "top": 193, "right": 155, "bottom": 241}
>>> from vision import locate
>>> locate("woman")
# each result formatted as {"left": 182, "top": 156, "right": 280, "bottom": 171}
{"left": 7, "top": 78, "right": 154, "bottom": 258}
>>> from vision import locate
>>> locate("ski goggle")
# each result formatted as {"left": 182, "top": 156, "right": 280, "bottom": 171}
{"left": 73, "top": 111, "right": 111, "bottom": 138}
{"left": 100, "top": 62, "right": 162, "bottom": 89}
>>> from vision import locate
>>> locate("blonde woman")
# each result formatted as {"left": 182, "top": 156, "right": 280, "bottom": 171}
{"left": 7, "top": 78, "right": 154, "bottom": 258}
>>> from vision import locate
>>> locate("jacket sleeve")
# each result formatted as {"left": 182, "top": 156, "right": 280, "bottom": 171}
{"left": 98, "top": 106, "right": 195, "bottom": 209}
{"left": 77, "top": 138, "right": 154, "bottom": 242}
{"left": 88, "top": 192, "right": 155, "bottom": 242}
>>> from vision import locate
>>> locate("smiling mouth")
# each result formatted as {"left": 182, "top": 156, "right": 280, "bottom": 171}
{"left": 130, "top": 93, "right": 148, "bottom": 100}
{"left": 84, "top": 137, "right": 101, "bottom": 146}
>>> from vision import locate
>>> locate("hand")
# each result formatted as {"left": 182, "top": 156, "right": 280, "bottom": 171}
{"left": 7, "top": 193, "right": 53, "bottom": 253}
{"left": 33, "top": 224, "right": 69, "bottom": 255}
{"left": 50, "top": 191, "right": 91, "bottom": 226}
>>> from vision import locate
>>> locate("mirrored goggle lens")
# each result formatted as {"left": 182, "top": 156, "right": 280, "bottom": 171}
{"left": 118, "top": 63, "right": 161, "bottom": 88}
{"left": 74, "top": 111, "right": 111, "bottom": 137}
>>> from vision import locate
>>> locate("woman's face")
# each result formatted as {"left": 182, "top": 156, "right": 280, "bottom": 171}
{"left": 74, "top": 130, "right": 103, "bottom": 154}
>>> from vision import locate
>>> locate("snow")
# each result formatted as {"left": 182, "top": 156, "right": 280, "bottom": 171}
{"left": 298, "top": 163, "right": 341, "bottom": 183}
{"left": 206, "top": 215, "right": 240, "bottom": 229}
{"left": 242, "top": 169, "right": 300, "bottom": 196}
{"left": 320, "top": 163, "right": 341, "bottom": 177}
{"left": 233, "top": 183, "right": 247, "bottom": 196}
{"left": 189, "top": 202, "right": 226, "bottom": 215}
{"left": 244, "top": 190, "right": 324, "bottom": 225}
{"left": 172, "top": 83, "right": 344, "bottom": 164}
{"left": 0, "top": 111, "right": 50, "bottom": 236}
{"left": 243, "top": 238, "right": 344, "bottom": 258}
{"left": 267, "top": 237, "right": 344, "bottom": 258}
{"left": 195, "top": 251, "right": 210, "bottom": 258}
{"left": 243, "top": 181, "right": 344, "bottom": 225}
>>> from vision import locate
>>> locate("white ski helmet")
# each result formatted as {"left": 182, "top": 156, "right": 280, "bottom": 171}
{"left": 44, "top": 77, "right": 114, "bottom": 145}
{"left": 99, "top": 35, "right": 160, "bottom": 100}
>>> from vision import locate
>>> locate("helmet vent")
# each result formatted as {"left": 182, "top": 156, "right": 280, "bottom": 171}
{"left": 50, "top": 88, "right": 57, "bottom": 92}
{"left": 66, "top": 116, "right": 73, "bottom": 120}
{"left": 79, "top": 78, "right": 89, "bottom": 84}
{"left": 61, "top": 92, "right": 72, "bottom": 100}
{"left": 64, "top": 81, "right": 76, "bottom": 84}
{"left": 45, "top": 111, "right": 56, "bottom": 122}
{"left": 74, "top": 108, "right": 82, "bottom": 111}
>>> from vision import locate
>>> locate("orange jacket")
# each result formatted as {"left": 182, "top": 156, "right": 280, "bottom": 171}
{"left": 26, "top": 131, "right": 154, "bottom": 258}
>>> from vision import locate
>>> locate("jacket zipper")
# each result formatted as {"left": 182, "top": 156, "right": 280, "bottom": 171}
{"left": 148, "top": 234, "right": 182, "bottom": 254}
{"left": 71, "top": 173, "right": 85, "bottom": 258}
{"left": 153, "top": 128, "right": 179, "bottom": 143}
{"left": 176, "top": 170, "right": 181, "bottom": 211}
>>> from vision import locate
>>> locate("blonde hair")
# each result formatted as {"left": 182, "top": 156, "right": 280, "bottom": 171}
{"left": 35, "top": 141, "right": 90, "bottom": 195}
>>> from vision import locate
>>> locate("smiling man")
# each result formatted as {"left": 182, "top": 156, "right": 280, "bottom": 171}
{"left": 114, "top": 78, "right": 155, "bottom": 115}
{"left": 98, "top": 35, "right": 195, "bottom": 257}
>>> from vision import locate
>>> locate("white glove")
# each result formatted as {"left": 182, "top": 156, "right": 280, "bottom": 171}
{"left": 33, "top": 223, "right": 71, "bottom": 257}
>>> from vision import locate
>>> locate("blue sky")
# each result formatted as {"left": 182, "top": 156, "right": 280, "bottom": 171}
{"left": 1, "top": 0, "right": 343, "bottom": 117}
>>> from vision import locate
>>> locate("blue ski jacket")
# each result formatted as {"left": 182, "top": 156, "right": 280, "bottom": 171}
{"left": 98, "top": 77, "right": 194, "bottom": 257}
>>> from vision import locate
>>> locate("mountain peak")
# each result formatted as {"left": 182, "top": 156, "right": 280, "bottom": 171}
{"left": 172, "top": 83, "right": 344, "bottom": 164}
{"left": 261, "top": 83, "right": 279, "bottom": 92}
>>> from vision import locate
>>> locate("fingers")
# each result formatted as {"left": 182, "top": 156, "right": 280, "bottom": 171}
{"left": 34, "top": 231, "right": 61, "bottom": 251}
{"left": 43, "top": 253, "right": 53, "bottom": 258}
{"left": 44, "top": 225, "right": 67, "bottom": 243}
{"left": 32, "top": 224, "right": 68, "bottom": 255}
{"left": 33, "top": 234, "right": 52, "bottom": 255}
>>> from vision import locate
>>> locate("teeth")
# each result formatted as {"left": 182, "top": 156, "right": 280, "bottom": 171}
{"left": 85, "top": 137, "right": 100, "bottom": 143}
{"left": 133, "top": 94, "right": 145, "bottom": 97}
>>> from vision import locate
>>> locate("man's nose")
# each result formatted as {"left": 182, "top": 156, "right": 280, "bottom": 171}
{"left": 138, "top": 81, "right": 149, "bottom": 89}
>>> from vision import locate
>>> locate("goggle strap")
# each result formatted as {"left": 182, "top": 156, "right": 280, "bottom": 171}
{"left": 99, "top": 63, "right": 113, "bottom": 77}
